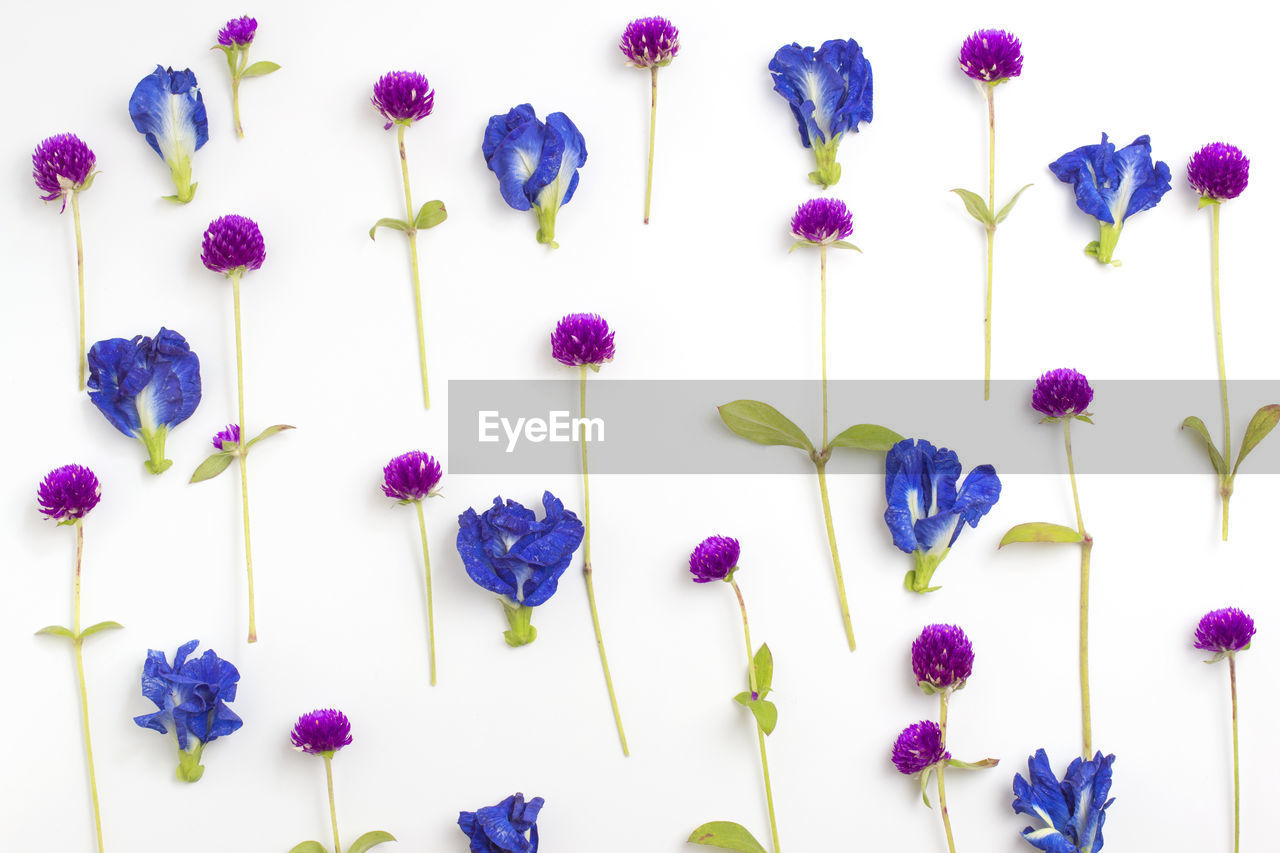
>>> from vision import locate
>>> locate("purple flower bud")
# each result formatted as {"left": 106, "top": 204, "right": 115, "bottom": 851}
{"left": 791, "top": 198, "right": 853, "bottom": 245}
{"left": 372, "top": 71, "right": 435, "bottom": 130}
{"left": 217, "top": 15, "right": 258, "bottom": 46}
{"left": 911, "top": 624, "right": 974, "bottom": 691}
{"left": 689, "top": 535, "right": 741, "bottom": 583}
{"left": 213, "top": 424, "right": 241, "bottom": 451}
{"left": 1195, "top": 607, "right": 1256, "bottom": 654}
{"left": 38, "top": 464, "right": 101, "bottom": 521}
{"left": 290, "top": 708, "right": 353, "bottom": 755}
{"left": 892, "top": 720, "right": 950, "bottom": 775}
{"left": 1032, "top": 368, "right": 1094, "bottom": 419}
{"left": 382, "top": 450, "right": 443, "bottom": 501}
{"left": 32, "top": 133, "right": 96, "bottom": 207}
{"left": 958, "top": 29, "right": 1023, "bottom": 83}
{"left": 1187, "top": 142, "right": 1250, "bottom": 201}
{"left": 620, "top": 17, "right": 680, "bottom": 68}
{"left": 201, "top": 214, "right": 266, "bottom": 274}
{"left": 551, "top": 313, "right": 616, "bottom": 367}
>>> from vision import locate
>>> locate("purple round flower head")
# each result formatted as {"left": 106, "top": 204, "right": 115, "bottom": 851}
{"left": 1032, "top": 368, "right": 1094, "bottom": 419}
{"left": 551, "top": 313, "right": 616, "bottom": 367}
{"left": 372, "top": 71, "right": 435, "bottom": 130}
{"left": 32, "top": 133, "right": 96, "bottom": 205}
{"left": 217, "top": 15, "right": 258, "bottom": 46}
{"left": 1187, "top": 142, "right": 1250, "bottom": 201}
{"left": 290, "top": 708, "right": 353, "bottom": 755}
{"left": 382, "top": 450, "right": 443, "bottom": 501}
{"left": 689, "top": 535, "right": 741, "bottom": 583}
{"left": 620, "top": 16, "right": 680, "bottom": 68}
{"left": 1195, "top": 607, "right": 1256, "bottom": 654}
{"left": 791, "top": 198, "right": 853, "bottom": 245}
{"left": 212, "top": 424, "right": 241, "bottom": 451}
{"left": 911, "top": 624, "right": 975, "bottom": 691}
{"left": 37, "top": 464, "right": 102, "bottom": 521}
{"left": 891, "top": 720, "right": 950, "bottom": 775}
{"left": 201, "top": 214, "right": 266, "bottom": 274}
{"left": 958, "top": 29, "right": 1024, "bottom": 83}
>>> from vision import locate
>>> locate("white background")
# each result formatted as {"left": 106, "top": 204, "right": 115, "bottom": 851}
{"left": 2, "top": 0, "right": 1276, "bottom": 851}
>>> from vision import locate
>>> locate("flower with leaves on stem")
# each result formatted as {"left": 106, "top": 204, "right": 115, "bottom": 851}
{"left": 1195, "top": 607, "right": 1255, "bottom": 853}
{"left": 620, "top": 16, "right": 679, "bottom": 224}
{"left": 35, "top": 464, "right": 118, "bottom": 853}
{"left": 128, "top": 65, "right": 208, "bottom": 203}
{"left": 687, "top": 536, "right": 782, "bottom": 853}
{"left": 1178, "top": 143, "right": 1278, "bottom": 541}
{"left": 86, "top": 327, "right": 201, "bottom": 474}
{"left": 213, "top": 16, "right": 280, "bottom": 138}
{"left": 1012, "top": 749, "right": 1115, "bottom": 853}
{"left": 369, "top": 71, "right": 447, "bottom": 409}
{"left": 951, "top": 29, "right": 1031, "bottom": 401}
{"left": 1000, "top": 368, "right": 1098, "bottom": 757}
{"left": 33, "top": 133, "right": 99, "bottom": 390}
{"left": 482, "top": 104, "right": 586, "bottom": 248}
{"left": 289, "top": 709, "right": 394, "bottom": 853}
{"left": 720, "top": 200, "right": 901, "bottom": 651}
{"left": 381, "top": 450, "right": 443, "bottom": 685}
{"left": 458, "top": 793, "right": 544, "bottom": 853}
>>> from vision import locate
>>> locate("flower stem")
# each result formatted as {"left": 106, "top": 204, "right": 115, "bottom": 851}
{"left": 820, "top": 245, "right": 829, "bottom": 450}
{"left": 937, "top": 692, "right": 957, "bottom": 853}
{"left": 232, "top": 48, "right": 246, "bottom": 138}
{"left": 322, "top": 754, "right": 342, "bottom": 853}
{"left": 1210, "top": 202, "right": 1231, "bottom": 540}
{"left": 579, "top": 366, "right": 629, "bottom": 756}
{"left": 414, "top": 500, "right": 437, "bottom": 686}
{"left": 983, "top": 86, "right": 996, "bottom": 402}
{"left": 644, "top": 67, "right": 658, "bottom": 225}
{"left": 814, "top": 461, "right": 855, "bottom": 650}
{"left": 1229, "top": 652, "right": 1240, "bottom": 853}
{"left": 72, "top": 521, "right": 105, "bottom": 853}
{"left": 71, "top": 189, "right": 87, "bottom": 391}
{"left": 397, "top": 123, "right": 429, "bottom": 409}
{"left": 230, "top": 271, "right": 257, "bottom": 643}
{"left": 731, "top": 579, "right": 780, "bottom": 853}
{"left": 1064, "top": 419, "right": 1092, "bottom": 757}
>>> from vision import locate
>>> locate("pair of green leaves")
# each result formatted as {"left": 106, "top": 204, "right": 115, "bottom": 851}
{"left": 1182, "top": 404, "right": 1280, "bottom": 484}
{"left": 732, "top": 643, "right": 777, "bottom": 735}
{"left": 918, "top": 757, "right": 1000, "bottom": 808}
{"left": 369, "top": 201, "right": 448, "bottom": 240}
{"left": 717, "top": 400, "right": 903, "bottom": 459}
{"left": 788, "top": 239, "right": 861, "bottom": 253}
{"left": 190, "top": 424, "right": 294, "bottom": 484}
{"left": 689, "top": 822, "right": 767, "bottom": 853}
{"left": 289, "top": 830, "right": 395, "bottom": 853}
{"left": 36, "top": 621, "right": 122, "bottom": 642}
{"left": 214, "top": 44, "right": 281, "bottom": 80}
{"left": 951, "top": 184, "right": 1032, "bottom": 229}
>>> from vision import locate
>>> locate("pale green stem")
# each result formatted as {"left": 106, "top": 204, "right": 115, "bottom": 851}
{"left": 937, "top": 692, "right": 957, "bottom": 853}
{"left": 1210, "top": 203, "right": 1231, "bottom": 540}
{"left": 231, "top": 271, "right": 257, "bottom": 643}
{"left": 72, "top": 521, "right": 105, "bottom": 853}
{"left": 323, "top": 754, "right": 341, "bottom": 853}
{"left": 398, "top": 123, "right": 429, "bottom": 409}
{"left": 72, "top": 189, "right": 87, "bottom": 391}
{"left": 731, "top": 579, "right": 780, "bottom": 853}
{"left": 1229, "top": 653, "right": 1240, "bottom": 853}
{"left": 644, "top": 67, "right": 658, "bottom": 224}
{"left": 1064, "top": 419, "right": 1092, "bottom": 757}
{"left": 820, "top": 245, "right": 829, "bottom": 450}
{"left": 232, "top": 47, "right": 246, "bottom": 138}
{"left": 983, "top": 86, "right": 996, "bottom": 402}
{"left": 814, "top": 462, "right": 855, "bottom": 650}
{"left": 414, "top": 500, "right": 437, "bottom": 686}
{"left": 579, "top": 366, "right": 629, "bottom": 756}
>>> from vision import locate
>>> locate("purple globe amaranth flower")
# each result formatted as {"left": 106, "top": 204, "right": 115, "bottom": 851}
{"left": 37, "top": 464, "right": 102, "bottom": 522}
{"left": 620, "top": 17, "right": 680, "bottom": 68}
{"left": 1195, "top": 607, "right": 1256, "bottom": 657}
{"left": 290, "top": 708, "right": 353, "bottom": 755}
{"left": 201, "top": 214, "right": 266, "bottom": 274}
{"left": 212, "top": 424, "right": 241, "bottom": 451}
{"left": 382, "top": 450, "right": 443, "bottom": 502}
{"left": 959, "top": 29, "right": 1023, "bottom": 83}
{"left": 892, "top": 720, "right": 950, "bottom": 775}
{"left": 1187, "top": 142, "right": 1249, "bottom": 202}
{"left": 689, "top": 535, "right": 741, "bottom": 583}
{"left": 551, "top": 313, "right": 615, "bottom": 368}
{"left": 791, "top": 197, "right": 854, "bottom": 246}
{"left": 1032, "top": 368, "right": 1094, "bottom": 420}
{"left": 32, "top": 134, "right": 97, "bottom": 208}
{"left": 217, "top": 16, "right": 257, "bottom": 46}
{"left": 912, "top": 623, "right": 975, "bottom": 692}
{"left": 372, "top": 71, "right": 434, "bottom": 130}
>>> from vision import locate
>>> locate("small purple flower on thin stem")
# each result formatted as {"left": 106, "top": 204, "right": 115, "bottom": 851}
{"left": 383, "top": 450, "right": 443, "bottom": 684}
{"left": 912, "top": 624, "right": 975, "bottom": 693}
{"left": 1188, "top": 143, "right": 1249, "bottom": 202}
{"left": 791, "top": 198, "right": 854, "bottom": 246}
{"left": 201, "top": 214, "right": 266, "bottom": 274}
{"left": 689, "top": 535, "right": 740, "bottom": 583}
{"left": 372, "top": 71, "right": 435, "bottom": 130}
{"left": 38, "top": 464, "right": 101, "bottom": 522}
{"left": 291, "top": 709, "right": 353, "bottom": 755}
{"left": 217, "top": 16, "right": 257, "bottom": 46}
{"left": 892, "top": 720, "right": 950, "bottom": 775}
{"left": 552, "top": 313, "right": 616, "bottom": 368}
{"left": 959, "top": 30, "right": 1023, "bottom": 83}
{"left": 621, "top": 17, "right": 679, "bottom": 224}
{"left": 1032, "top": 368, "right": 1094, "bottom": 420}
{"left": 213, "top": 424, "right": 241, "bottom": 452}
{"left": 1196, "top": 607, "right": 1256, "bottom": 656}
{"left": 214, "top": 16, "right": 276, "bottom": 137}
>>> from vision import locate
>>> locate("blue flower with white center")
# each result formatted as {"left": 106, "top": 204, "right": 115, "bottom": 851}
{"left": 1013, "top": 749, "right": 1116, "bottom": 853}
{"left": 133, "top": 640, "right": 242, "bottom": 783}
{"left": 482, "top": 104, "right": 587, "bottom": 249}
{"left": 769, "top": 39, "right": 873, "bottom": 188}
{"left": 128, "top": 65, "right": 209, "bottom": 203}
{"left": 884, "top": 438, "right": 1001, "bottom": 593}
{"left": 86, "top": 328, "right": 201, "bottom": 475}
{"left": 1048, "top": 133, "right": 1171, "bottom": 266}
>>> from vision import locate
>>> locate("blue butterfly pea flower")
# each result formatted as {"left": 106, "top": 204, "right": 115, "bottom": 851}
{"left": 458, "top": 792, "right": 544, "bottom": 853}
{"left": 133, "top": 640, "right": 242, "bottom": 783}
{"left": 129, "top": 65, "right": 209, "bottom": 203}
{"left": 1048, "top": 133, "right": 1171, "bottom": 266}
{"left": 885, "top": 438, "right": 1001, "bottom": 593}
{"left": 769, "top": 39, "right": 873, "bottom": 188}
{"left": 86, "top": 327, "right": 201, "bottom": 475}
{"left": 457, "top": 492, "right": 584, "bottom": 646}
{"left": 482, "top": 104, "right": 587, "bottom": 249}
{"left": 1013, "top": 749, "right": 1115, "bottom": 853}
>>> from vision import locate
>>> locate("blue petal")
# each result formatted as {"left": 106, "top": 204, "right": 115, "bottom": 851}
{"left": 819, "top": 38, "right": 873, "bottom": 136}
{"left": 769, "top": 43, "right": 845, "bottom": 146}
{"left": 128, "top": 66, "right": 208, "bottom": 166}
{"left": 488, "top": 117, "right": 544, "bottom": 211}
{"left": 86, "top": 337, "right": 146, "bottom": 437}
{"left": 913, "top": 511, "right": 960, "bottom": 552}
{"left": 1112, "top": 136, "right": 1171, "bottom": 220}
{"left": 1019, "top": 827, "right": 1079, "bottom": 853}
{"left": 1048, "top": 134, "right": 1117, "bottom": 224}
{"left": 482, "top": 104, "right": 538, "bottom": 164}
{"left": 1013, "top": 749, "right": 1072, "bottom": 833}
{"left": 543, "top": 112, "right": 587, "bottom": 207}
{"left": 457, "top": 506, "right": 518, "bottom": 599}
{"left": 946, "top": 464, "right": 1001, "bottom": 544}
{"left": 476, "top": 797, "right": 536, "bottom": 853}
{"left": 927, "top": 445, "right": 961, "bottom": 516}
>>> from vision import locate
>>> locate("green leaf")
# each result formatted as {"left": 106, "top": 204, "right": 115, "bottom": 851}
{"left": 828, "top": 423, "right": 904, "bottom": 453}
{"left": 79, "top": 171, "right": 99, "bottom": 192}
{"left": 919, "top": 765, "right": 937, "bottom": 808}
{"left": 717, "top": 400, "right": 813, "bottom": 452}
{"left": 1198, "top": 196, "right": 1220, "bottom": 209}
{"left": 947, "top": 757, "right": 1000, "bottom": 770}
{"left": 213, "top": 44, "right": 236, "bottom": 75}
{"left": 241, "top": 60, "right": 281, "bottom": 78}
{"left": 35, "top": 625, "right": 74, "bottom": 639}
{"left": 80, "top": 621, "right": 123, "bottom": 638}
{"left": 950, "top": 188, "right": 994, "bottom": 226}
{"left": 414, "top": 200, "right": 448, "bottom": 230}
{"left": 733, "top": 691, "right": 751, "bottom": 706}
{"left": 1233, "top": 404, "right": 1280, "bottom": 476}
{"left": 369, "top": 218, "right": 410, "bottom": 240}
{"left": 247, "top": 424, "right": 296, "bottom": 449}
{"left": 1181, "top": 416, "right": 1227, "bottom": 477}
{"left": 688, "top": 821, "right": 767, "bottom": 853}
{"left": 751, "top": 643, "right": 773, "bottom": 696}
{"left": 998, "top": 522, "right": 1084, "bottom": 547}
{"left": 1075, "top": 415, "right": 1094, "bottom": 425}
{"left": 288, "top": 843, "right": 328, "bottom": 853}
{"left": 830, "top": 240, "right": 862, "bottom": 252}
{"left": 348, "top": 830, "right": 397, "bottom": 853}
{"left": 746, "top": 699, "right": 778, "bottom": 735}
{"left": 993, "top": 183, "right": 1034, "bottom": 224}
{"left": 788, "top": 240, "right": 819, "bottom": 253}
{"left": 190, "top": 452, "right": 234, "bottom": 484}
